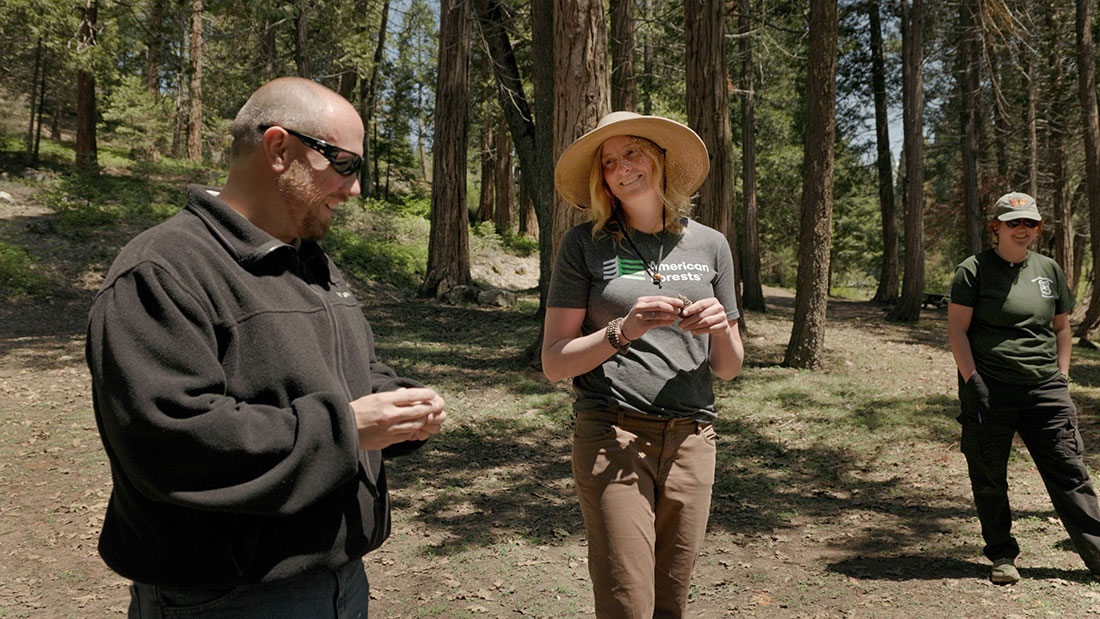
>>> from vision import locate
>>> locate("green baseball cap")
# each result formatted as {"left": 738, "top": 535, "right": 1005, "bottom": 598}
{"left": 993, "top": 192, "right": 1040, "bottom": 221}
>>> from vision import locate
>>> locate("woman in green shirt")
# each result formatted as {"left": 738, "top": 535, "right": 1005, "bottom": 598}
{"left": 948, "top": 192, "right": 1100, "bottom": 585}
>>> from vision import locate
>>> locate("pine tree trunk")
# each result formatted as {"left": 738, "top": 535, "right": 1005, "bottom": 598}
{"left": 869, "top": 0, "right": 898, "bottom": 304}
{"left": 260, "top": 20, "right": 276, "bottom": 78}
{"left": 609, "top": 0, "right": 636, "bottom": 112}
{"left": 24, "top": 38, "right": 42, "bottom": 167}
{"left": 1075, "top": 0, "right": 1100, "bottom": 336}
{"left": 783, "top": 0, "right": 837, "bottom": 369}
{"left": 187, "top": 0, "right": 204, "bottom": 163}
{"left": 295, "top": 2, "right": 311, "bottom": 78}
{"left": 739, "top": 0, "right": 765, "bottom": 313}
{"left": 1027, "top": 52, "right": 1039, "bottom": 199}
{"left": 146, "top": 0, "right": 165, "bottom": 95}
{"left": 420, "top": 0, "right": 472, "bottom": 299}
{"left": 529, "top": 0, "right": 555, "bottom": 364}
{"left": 471, "top": 0, "right": 555, "bottom": 310}
{"left": 888, "top": 0, "right": 926, "bottom": 323}
{"left": 1051, "top": 137, "right": 1074, "bottom": 288}
{"left": 75, "top": 0, "right": 99, "bottom": 173}
{"left": 641, "top": 0, "right": 653, "bottom": 114}
{"left": 551, "top": 0, "right": 610, "bottom": 256}
{"left": 959, "top": 0, "right": 982, "bottom": 255}
{"left": 360, "top": 0, "right": 391, "bottom": 198}
{"left": 686, "top": 0, "right": 742, "bottom": 324}
{"left": 494, "top": 117, "right": 514, "bottom": 235}
{"left": 478, "top": 110, "right": 495, "bottom": 222}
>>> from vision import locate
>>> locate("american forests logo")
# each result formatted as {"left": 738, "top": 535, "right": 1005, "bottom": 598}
{"left": 602, "top": 257, "right": 710, "bottom": 282}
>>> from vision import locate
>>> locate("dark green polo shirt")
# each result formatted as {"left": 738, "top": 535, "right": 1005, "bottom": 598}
{"left": 950, "top": 249, "right": 1074, "bottom": 385}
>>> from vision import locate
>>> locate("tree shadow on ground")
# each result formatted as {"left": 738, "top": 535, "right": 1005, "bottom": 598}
{"left": 828, "top": 555, "right": 1094, "bottom": 583}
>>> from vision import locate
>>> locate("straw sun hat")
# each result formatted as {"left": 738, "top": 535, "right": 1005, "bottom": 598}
{"left": 553, "top": 111, "right": 710, "bottom": 208}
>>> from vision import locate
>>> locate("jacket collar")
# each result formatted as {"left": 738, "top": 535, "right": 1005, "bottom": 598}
{"left": 185, "top": 184, "right": 326, "bottom": 269}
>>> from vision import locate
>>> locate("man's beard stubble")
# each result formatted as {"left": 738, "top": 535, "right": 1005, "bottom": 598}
{"left": 277, "top": 159, "right": 331, "bottom": 242}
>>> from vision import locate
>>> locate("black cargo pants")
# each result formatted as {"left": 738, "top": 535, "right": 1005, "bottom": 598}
{"left": 958, "top": 372, "right": 1100, "bottom": 572}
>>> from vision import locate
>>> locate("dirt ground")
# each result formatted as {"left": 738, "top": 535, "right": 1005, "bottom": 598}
{"left": 6, "top": 182, "right": 1100, "bottom": 618}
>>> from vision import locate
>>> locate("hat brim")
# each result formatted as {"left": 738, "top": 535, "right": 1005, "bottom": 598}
{"left": 996, "top": 211, "right": 1041, "bottom": 221}
{"left": 553, "top": 114, "right": 710, "bottom": 208}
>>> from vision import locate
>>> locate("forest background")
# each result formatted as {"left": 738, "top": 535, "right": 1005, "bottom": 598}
{"left": 8, "top": 0, "right": 1100, "bottom": 616}
{"left": 13, "top": 0, "right": 1100, "bottom": 354}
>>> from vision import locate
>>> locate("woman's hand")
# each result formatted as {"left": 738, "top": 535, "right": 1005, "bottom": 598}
{"left": 677, "top": 297, "right": 729, "bottom": 336}
{"left": 620, "top": 295, "right": 685, "bottom": 341}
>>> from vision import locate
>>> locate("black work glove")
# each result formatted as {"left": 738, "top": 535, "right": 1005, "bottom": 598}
{"left": 959, "top": 372, "right": 991, "bottom": 424}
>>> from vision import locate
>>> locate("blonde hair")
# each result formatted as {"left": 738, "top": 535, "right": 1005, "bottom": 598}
{"left": 585, "top": 136, "right": 692, "bottom": 242}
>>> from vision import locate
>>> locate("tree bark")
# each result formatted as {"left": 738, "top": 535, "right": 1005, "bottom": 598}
{"left": 360, "top": 0, "right": 391, "bottom": 197}
{"left": 420, "top": 0, "right": 472, "bottom": 299}
{"left": 783, "top": 0, "right": 837, "bottom": 369}
{"left": 609, "top": 0, "right": 637, "bottom": 111}
{"left": 145, "top": 0, "right": 165, "bottom": 95}
{"left": 1075, "top": 0, "right": 1100, "bottom": 336}
{"left": 686, "top": 0, "right": 742, "bottom": 323}
{"left": 75, "top": 0, "right": 99, "bottom": 173}
{"left": 1051, "top": 135, "right": 1073, "bottom": 288}
{"left": 471, "top": 0, "right": 556, "bottom": 309}
{"left": 887, "top": 0, "right": 926, "bottom": 323}
{"left": 869, "top": 0, "right": 898, "bottom": 304}
{"left": 551, "top": 0, "right": 609, "bottom": 256}
{"left": 478, "top": 109, "right": 495, "bottom": 222}
{"left": 33, "top": 65, "right": 47, "bottom": 163}
{"left": 959, "top": 0, "right": 982, "bottom": 255}
{"left": 187, "top": 0, "right": 204, "bottom": 163}
{"left": 527, "top": 0, "right": 556, "bottom": 364}
{"left": 1026, "top": 51, "right": 1039, "bottom": 198}
{"left": 641, "top": 0, "right": 654, "bottom": 114}
{"left": 1042, "top": 7, "right": 1073, "bottom": 288}
{"left": 519, "top": 176, "right": 538, "bottom": 239}
{"left": 494, "top": 116, "right": 514, "bottom": 235}
{"left": 295, "top": 2, "right": 311, "bottom": 78}
{"left": 739, "top": 0, "right": 765, "bottom": 313}
{"left": 260, "top": 20, "right": 277, "bottom": 78}
{"left": 24, "top": 38, "right": 42, "bottom": 167}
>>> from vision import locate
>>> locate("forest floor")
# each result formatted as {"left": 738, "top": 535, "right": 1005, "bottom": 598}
{"left": 9, "top": 174, "right": 1100, "bottom": 619}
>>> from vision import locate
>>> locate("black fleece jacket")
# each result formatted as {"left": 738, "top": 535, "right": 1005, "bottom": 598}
{"left": 86, "top": 185, "right": 424, "bottom": 586}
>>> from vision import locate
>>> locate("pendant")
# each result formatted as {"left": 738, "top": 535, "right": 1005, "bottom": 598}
{"left": 653, "top": 273, "right": 662, "bottom": 288}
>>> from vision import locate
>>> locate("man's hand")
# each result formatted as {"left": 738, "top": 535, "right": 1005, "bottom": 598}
{"left": 351, "top": 388, "right": 446, "bottom": 451}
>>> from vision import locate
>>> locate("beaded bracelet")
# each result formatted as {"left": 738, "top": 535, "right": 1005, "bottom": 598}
{"left": 606, "top": 317, "right": 631, "bottom": 354}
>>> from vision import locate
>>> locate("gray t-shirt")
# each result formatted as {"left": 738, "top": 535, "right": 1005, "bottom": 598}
{"left": 547, "top": 219, "right": 739, "bottom": 420}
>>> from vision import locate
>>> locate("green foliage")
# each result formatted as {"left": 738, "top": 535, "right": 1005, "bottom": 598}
{"left": 385, "top": 194, "right": 432, "bottom": 219}
{"left": 42, "top": 173, "right": 182, "bottom": 235}
{"left": 325, "top": 225, "right": 427, "bottom": 289}
{"left": 0, "top": 241, "right": 47, "bottom": 299}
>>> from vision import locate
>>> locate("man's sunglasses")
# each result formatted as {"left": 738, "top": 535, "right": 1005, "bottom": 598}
{"left": 1004, "top": 219, "right": 1039, "bottom": 229}
{"left": 257, "top": 125, "right": 363, "bottom": 177}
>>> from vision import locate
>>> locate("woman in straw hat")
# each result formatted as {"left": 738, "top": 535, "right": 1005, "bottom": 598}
{"left": 949, "top": 192, "right": 1100, "bottom": 585}
{"left": 542, "top": 111, "right": 744, "bottom": 617}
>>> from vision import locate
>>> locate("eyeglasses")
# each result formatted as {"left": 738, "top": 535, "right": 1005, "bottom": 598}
{"left": 257, "top": 125, "right": 363, "bottom": 177}
{"left": 1004, "top": 219, "right": 1039, "bottom": 229}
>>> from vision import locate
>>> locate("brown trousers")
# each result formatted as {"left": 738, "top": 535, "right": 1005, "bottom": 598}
{"left": 572, "top": 408, "right": 717, "bottom": 619}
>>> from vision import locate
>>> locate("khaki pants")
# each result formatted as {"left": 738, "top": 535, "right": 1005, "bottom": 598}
{"left": 572, "top": 408, "right": 717, "bottom": 619}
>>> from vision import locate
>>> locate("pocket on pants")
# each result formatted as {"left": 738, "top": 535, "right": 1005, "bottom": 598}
{"left": 156, "top": 584, "right": 244, "bottom": 617}
{"left": 573, "top": 416, "right": 617, "bottom": 443}
{"left": 1054, "top": 426, "right": 1083, "bottom": 459}
{"left": 701, "top": 423, "right": 718, "bottom": 447}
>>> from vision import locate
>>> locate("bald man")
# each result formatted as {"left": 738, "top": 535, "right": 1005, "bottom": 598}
{"left": 86, "top": 77, "right": 445, "bottom": 618}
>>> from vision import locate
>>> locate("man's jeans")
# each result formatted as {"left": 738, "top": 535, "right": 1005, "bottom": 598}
{"left": 959, "top": 373, "right": 1100, "bottom": 572}
{"left": 128, "top": 558, "right": 369, "bottom": 618}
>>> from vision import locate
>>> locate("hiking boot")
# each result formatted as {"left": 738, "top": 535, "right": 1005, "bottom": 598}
{"left": 990, "top": 558, "right": 1020, "bottom": 585}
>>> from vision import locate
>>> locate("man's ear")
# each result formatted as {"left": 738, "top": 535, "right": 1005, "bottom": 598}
{"left": 260, "top": 127, "right": 291, "bottom": 173}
